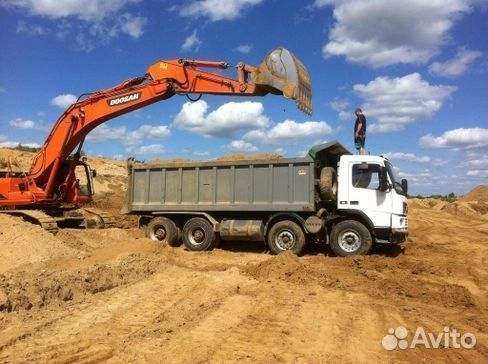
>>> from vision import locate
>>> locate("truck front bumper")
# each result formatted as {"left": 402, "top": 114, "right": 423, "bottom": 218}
{"left": 391, "top": 229, "right": 408, "bottom": 243}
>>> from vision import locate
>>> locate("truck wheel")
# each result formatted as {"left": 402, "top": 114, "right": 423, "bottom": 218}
{"left": 319, "top": 167, "right": 337, "bottom": 201}
{"left": 182, "top": 217, "right": 217, "bottom": 251}
{"left": 330, "top": 220, "right": 372, "bottom": 256}
{"left": 146, "top": 217, "right": 181, "bottom": 247}
{"left": 267, "top": 220, "right": 306, "bottom": 255}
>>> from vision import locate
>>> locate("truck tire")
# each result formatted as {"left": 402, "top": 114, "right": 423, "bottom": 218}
{"left": 329, "top": 220, "right": 372, "bottom": 256}
{"left": 182, "top": 217, "right": 217, "bottom": 251}
{"left": 267, "top": 220, "right": 306, "bottom": 255}
{"left": 146, "top": 217, "right": 181, "bottom": 247}
{"left": 319, "top": 167, "right": 337, "bottom": 201}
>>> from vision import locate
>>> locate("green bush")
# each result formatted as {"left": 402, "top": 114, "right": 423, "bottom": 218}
{"left": 13, "top": 143, "right": 41, "bottom": 153}
{"left": 409, "top": 192, "right": 457, "bottom": 202}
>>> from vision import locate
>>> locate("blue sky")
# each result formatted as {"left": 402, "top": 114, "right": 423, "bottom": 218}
{"left": 0, "top": 0, "right": 487, "bottom": 195}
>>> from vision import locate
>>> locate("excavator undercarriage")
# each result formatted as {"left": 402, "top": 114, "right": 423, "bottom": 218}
{"left": 0, "top": 207, "right": 116, "bottom": 234}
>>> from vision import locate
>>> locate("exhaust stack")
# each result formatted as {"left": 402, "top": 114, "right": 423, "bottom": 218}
{"left": 252, "top": 48, "right": 312, "bottom": 115}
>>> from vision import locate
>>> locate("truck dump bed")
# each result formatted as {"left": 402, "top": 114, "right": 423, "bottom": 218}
{"left": 124, "top": 156, "right": 316, "bottom": 213}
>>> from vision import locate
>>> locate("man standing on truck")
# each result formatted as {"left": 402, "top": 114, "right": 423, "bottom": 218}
{"left": 354, "top": 108, "right": 367, "bottom": 155}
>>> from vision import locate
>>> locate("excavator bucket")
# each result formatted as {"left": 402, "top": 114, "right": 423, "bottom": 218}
{"left": 252, "top": 48, "right": 312, "bottom": 115}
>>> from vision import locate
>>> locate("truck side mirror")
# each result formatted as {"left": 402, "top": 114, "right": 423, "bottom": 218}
{"left": 379, "top": 166, "right": 388, "bottom": 192}
{"left": 91, "top": 169, "right": 97, "bottom": 178}
{"left": 401, "top": 178, "right": 408, "bottom": 195}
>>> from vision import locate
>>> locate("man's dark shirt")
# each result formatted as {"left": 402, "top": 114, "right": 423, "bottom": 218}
{"left": 354, "top": 114, "right": 367, "bottom": 138}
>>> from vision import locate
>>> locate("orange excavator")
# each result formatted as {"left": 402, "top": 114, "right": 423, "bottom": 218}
{"left": 0, "top": 48, "right": 312, "bottom": 232}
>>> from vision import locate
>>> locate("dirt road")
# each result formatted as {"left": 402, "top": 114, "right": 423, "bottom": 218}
{"left": 0, "top": 198, "right": 487, "bottom": 363}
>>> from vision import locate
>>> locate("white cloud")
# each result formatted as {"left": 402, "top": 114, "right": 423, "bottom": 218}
{"left": 429, "top": 47, "right": 483, "bottom": 77}
{"left": 179, "top": 0, "right": 263, "bottom": 21}
{"left": 234, "top": 44, "right": 252, "bottom": 54}
{"left": 466, "top": 170, "right": 488, "bottom": 177}
{"left": 2, "top": 1, "right": 147, "bottom": 51}
{"left": 75, "top": 33, "right": 95, "bottom": 52}
{"left": 8, "top": 118, "right": 51, "bottom": 131}
{"left": 16, "top": 20, "right": 48, "bottom": 35}
{"left": 223, "top": 140, "right": 259, "bottom": 153}
{"left": 193, "top": 151, "right": 211, "bottom": 157}
{"left": 383, "top": 152, "right": 431, "bottom": 163}
{"left": 315, "top": 0, "right": 478, "bottom": 67}
{"left": 329, "top": 98, "right": 351, "bottom": 120}
{"left": 274, "top": 147, "right": 286, "bottom": 155}
{"left": 243, "top": 120, "right": 334, "bottom": 145}
{"left": 383, "top": 152, "right": 448, "bottom": 166}
{"left": 353, "top": 73, "right": 456, "bottom": 132}
{"left": 181, "top": 30, "right": 201, "bottom": 52}
{"left": 87, "top": 124, "right": 171, "bottom": 146}
{"left": 173, "top": 100, "right": 270, "bottom": 138}
{"left": 419, "top": 128, "right": 488, "bottom": 150}
{"left": 2, "top": 0, "right": 140, "bottom": 21}
{"left": 119, "top": 13, "right": 147, "bottom": 39}
{"left": 0, "top": 135, "right": 41, "bottom": 149}
{"left": 9, "top": 118, "right": 36, "bottom": 129}
{"left": 459, "top": 150, "right": 488, "bottom": 169}
{"left": 50, "top": 94, "right": 77, "bottom": 109}
{"left": 397, "top": 168, "right": 433, "bottom": 181}
{"left": 132, "top": 144, "right": 165, "bottom": 154}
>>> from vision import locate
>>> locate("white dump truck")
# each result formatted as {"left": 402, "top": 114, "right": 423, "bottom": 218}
{"left": 124, "top": 141, "right": 408, "bottom": 256}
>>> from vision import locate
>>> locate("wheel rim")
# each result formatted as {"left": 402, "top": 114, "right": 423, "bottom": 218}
{"left": 150, "top": 225, "right": 167, "bottom": 241}
{"left": 154, "top": 227, "right": 166, "bottom": 241}
{"left": 275, "top": 229, "right": 295, "bottom": 250}
{"left": 188, "top": 227, "right": 205, "bottom": 245}
{"left": 338, "top": 230, "right": 361, "bottom": 252}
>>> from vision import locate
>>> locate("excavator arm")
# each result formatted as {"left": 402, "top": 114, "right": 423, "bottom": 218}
{"left": 0, "top": 48, "right": 312, "bottom": 208}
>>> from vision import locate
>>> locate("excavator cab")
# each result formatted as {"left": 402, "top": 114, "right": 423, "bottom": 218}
{"left": 74, "top": 161, "right": 95, "bottom": 198}
{"left": 253, "top": 48, "right": 312, "bottom": 115}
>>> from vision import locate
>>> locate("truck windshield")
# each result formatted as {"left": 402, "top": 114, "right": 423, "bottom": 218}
{"left": 385, "top": 161, "right": 404, "bottom": 195}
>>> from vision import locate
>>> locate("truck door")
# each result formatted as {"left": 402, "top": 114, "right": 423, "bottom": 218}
{"left": 347, "top": 162, "right": 392, "bottom": 228}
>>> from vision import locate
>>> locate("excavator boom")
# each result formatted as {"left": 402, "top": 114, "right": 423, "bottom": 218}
{"left": 0, "top": 48, "right": 312, "bottom": 229}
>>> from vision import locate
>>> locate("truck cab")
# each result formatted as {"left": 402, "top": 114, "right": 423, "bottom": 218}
{"left": 336, "top": 155, "right": 408, "bottom": 245}
{"left": 309, "top": 142, "right": 408, "bottom": 256}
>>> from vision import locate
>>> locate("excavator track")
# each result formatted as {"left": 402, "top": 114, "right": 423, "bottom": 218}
{"left": 81, "top": 208, "right": 117, "bottom": 228}
{"left": 0, "top": 210, "right": 59, "bottom": 235}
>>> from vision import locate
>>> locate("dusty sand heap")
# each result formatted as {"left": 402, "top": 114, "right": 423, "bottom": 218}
{"left": 461, "top": 185, "right": 488, "bottom": 202}
{"left": 0, "top": 215, "right": 79, "bottom": 273}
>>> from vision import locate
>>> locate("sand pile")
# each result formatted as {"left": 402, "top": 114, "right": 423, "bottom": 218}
{"left": 408, "top": 198, "right": 439, "bottom": 209}
{"left": 441, "top": 200, "right": 488, "bottom": 218}
{"left": 242, "top": 251, "right": 341, "bottom": 288}
{"left": 0, "top": 148, "right": 36, "bottom": 172}
{"left": 0, "top": 253, "right": 163, "bottom": 312}
{"left": 461, "top": 185, "right": 488, "bottom": 202}
{"left": 243, "top": 250, "right": 305, "bottom": 282}
{"left": 0, "top": 214, "right": 79, "bottom": 273}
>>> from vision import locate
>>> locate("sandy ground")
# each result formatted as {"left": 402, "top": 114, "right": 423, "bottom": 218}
{"left": 0, "top": 199, "right": 486, "bottom": 363}
{"left": 0, "top": 148, "right": 487, "bottom": 363}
